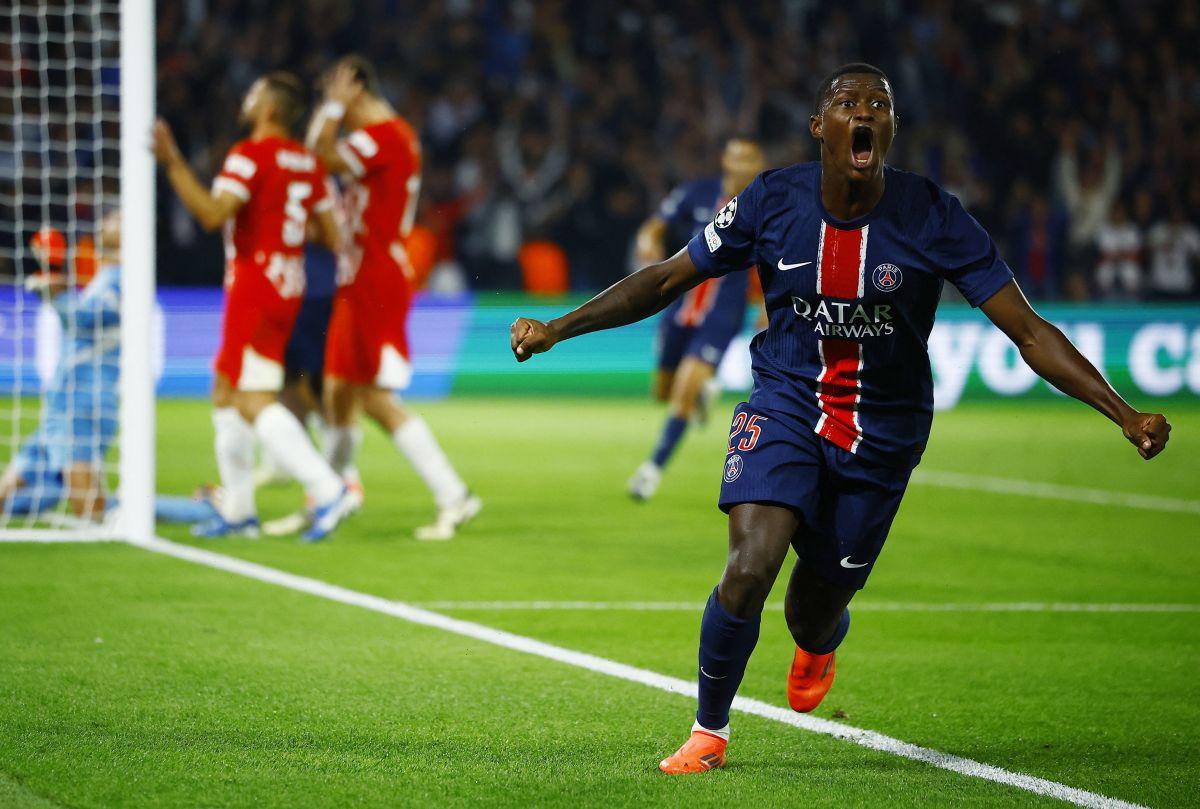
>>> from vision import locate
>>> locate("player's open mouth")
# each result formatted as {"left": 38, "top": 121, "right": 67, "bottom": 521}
{"left": 851, "top": 126, "right": 874, "bottom": 168}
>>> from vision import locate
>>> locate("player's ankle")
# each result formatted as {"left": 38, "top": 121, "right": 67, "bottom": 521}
{"left": 691, "top": 719, "right": 730, "bottom": 742}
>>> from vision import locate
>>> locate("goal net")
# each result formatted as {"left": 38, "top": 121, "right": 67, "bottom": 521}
{"left": 0, "top": 0, "right": 154, "bottom": 541}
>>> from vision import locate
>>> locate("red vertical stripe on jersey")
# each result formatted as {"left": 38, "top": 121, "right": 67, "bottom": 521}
{"left": 816, "top": 221, "right": 867, "bottom": 298}
{"left": 815, "top": 340, "right": 863, "bottom": 453}
{"left": 814, "top": 221, "right": 868, "bottom": 453}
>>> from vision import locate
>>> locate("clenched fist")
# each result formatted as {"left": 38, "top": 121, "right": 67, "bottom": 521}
{"left": 510, "top": 317, "right": 559, "bottom": 362}
{"left": 1122, "top": 411, "right": 1171, "bottom": 460}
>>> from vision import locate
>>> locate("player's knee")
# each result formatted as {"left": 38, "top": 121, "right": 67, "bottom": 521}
{"left": 718, "top": 558, "right": 775, "bottom": 617}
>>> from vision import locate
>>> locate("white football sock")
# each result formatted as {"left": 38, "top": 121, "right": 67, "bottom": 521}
{"left": 212, "top": 407, "right": 256, "bottom": 521}
{"left": 392, "top": 416, "right": 467, "bottom": 510}
{"left": 692, "top": 719, "right": 730, "bottom": 741}
{"left": 254, "top": 403, "right": 343, "bottom": 505}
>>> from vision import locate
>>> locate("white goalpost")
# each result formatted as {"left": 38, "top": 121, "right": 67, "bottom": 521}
{"left": 117, "top": 0, "right": 155, "bottom": 542}
{"left": 0, "top": 0, "right": 155, "bottom": 541}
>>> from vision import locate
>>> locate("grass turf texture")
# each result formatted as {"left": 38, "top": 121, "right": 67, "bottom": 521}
{"left": 2, "top": 397, "right": 1198, "bottom": 807}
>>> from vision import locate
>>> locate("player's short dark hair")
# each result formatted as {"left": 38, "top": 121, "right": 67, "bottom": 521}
{"left": 262, "top": 71, "right": 307, "bottom": 129}
{"left": 813, "top": 63, "right": 891, "bottom": 117}
{"left": 338, "top": 54, "right": 379, "bottom": 97}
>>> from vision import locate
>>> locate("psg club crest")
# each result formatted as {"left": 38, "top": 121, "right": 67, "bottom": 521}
{"left": 724, "top": 453, "right": 743, "bottom": 483}
{"left": 872, "top": 263, "right": 902, "bottom": 292}
{"left": 714, "top": 196, "right": 738, "bottom": 228}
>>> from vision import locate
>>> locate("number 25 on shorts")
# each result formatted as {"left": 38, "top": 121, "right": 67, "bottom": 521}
{"left": 728, "top": 412, "right": 767, "bottom": 454}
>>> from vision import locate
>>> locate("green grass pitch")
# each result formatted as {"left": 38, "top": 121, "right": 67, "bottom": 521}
{"left": 1, "top": 396, "right": 1198, "bottom": 807}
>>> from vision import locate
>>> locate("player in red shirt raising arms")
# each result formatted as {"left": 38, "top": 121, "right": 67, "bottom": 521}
{"left": 154, "top": 72, "right": 358, "bottom": 541}
{"left": 307, "top": 56, "right": 479, "bottom": 541}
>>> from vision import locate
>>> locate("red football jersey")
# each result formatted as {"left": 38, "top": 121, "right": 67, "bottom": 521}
{"left": 334, "top": 117, "right": 422, "bottom": 288}
{"left": 213, "top": 136, "right": 332, "bottom": 299}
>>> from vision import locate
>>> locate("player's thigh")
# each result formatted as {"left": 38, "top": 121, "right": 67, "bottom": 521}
{"left": 798, "top": 450, "right": 916, "bottom": 590}
{"left": 652, "top": 369, "right": 676, "bottom": 402}
{"left": 717, "top": 405, "right": 823, "bottom": 616}
{"left": 719, "top": 502, "right": 801, "bottom": 617}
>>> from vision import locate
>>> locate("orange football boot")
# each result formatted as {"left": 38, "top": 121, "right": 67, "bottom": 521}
{"left": 658, "top": 730, "right": 727, "bottom": 774}
{"left": 787, "top": 647, "right": 836, "bottom": 712}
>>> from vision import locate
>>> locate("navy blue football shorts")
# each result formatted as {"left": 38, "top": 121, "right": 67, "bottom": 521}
{"left": 718, "top": 402, "right": 916, "bottom": 589}
{"left": 656, "top": 316, "right": 740, "bottom": 371}
{"left": 284, "top": 294, "right": 333, "bottom": 377}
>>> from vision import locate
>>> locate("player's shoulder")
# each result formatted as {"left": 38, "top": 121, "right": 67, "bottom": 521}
{"left": 885, "top": 165, "right": 950, "bottom": 208}
{"left": 363, "top": 116, "right": 419, "bottom": 149}
{"left": 270, "top": 138, "right": 322, "bottom": 175}
{"left": 883, "top": 165, "right": 963, "bottom": 235}
{"left": 756, "top": 162, "right": 817, "bottom": 192}
{"left": 219, "top": 139, "right": 261, "bottom": 181}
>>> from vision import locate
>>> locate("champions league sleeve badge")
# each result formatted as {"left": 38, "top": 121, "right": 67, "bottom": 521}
{"left": 714, "top": 196, "right": 737, "bottom": 228}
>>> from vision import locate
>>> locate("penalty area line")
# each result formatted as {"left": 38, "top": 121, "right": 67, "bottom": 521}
{"left": 128, "top": 535, "right": 1145, "bottom": 809}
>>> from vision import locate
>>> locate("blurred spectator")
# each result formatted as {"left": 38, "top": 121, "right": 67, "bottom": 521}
{"left": 1146, "top": 202, "right": 1200, "bottom": 298}
{"left": 1006, "top": 183, "right": 1067, "bottom": 300}
{"left": 1056, "top": 129, "right": 1122, "bottom": 279}
{"left": 130, "top": 0, "right": 1200, "bottom": 298}
{"left": 1094, "top": 201, "right": 1142, "bottom": 300}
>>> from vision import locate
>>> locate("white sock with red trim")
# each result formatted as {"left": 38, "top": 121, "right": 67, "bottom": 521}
{"left": 391, "top": 416, "right": 467, "bottom": 510}
{"left": 254, "top": 403, "right": 343, "bottom": 506}
{"left": 212, "top": 407, "right": 256, "bottom": 522}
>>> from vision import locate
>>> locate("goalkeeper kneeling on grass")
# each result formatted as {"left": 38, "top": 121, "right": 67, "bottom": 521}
{"left": 0, "top": 213, "right": 213, "bottom": 526}
{"left": 0, "top": 213, "right": 122, "bottom": 521}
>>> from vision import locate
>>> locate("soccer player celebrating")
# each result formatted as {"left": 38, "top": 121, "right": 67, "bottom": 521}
{"left": 510, "top": 64, "right": 1171, "bottom": 773}
{"left": 307, "top": 57, "right": 479, "bottom": 541}
{"left": 154, "top": 72, "right": 358, "bottom": 541}
{"left": 628, "top": 135, "right": 766, "bottom": 500}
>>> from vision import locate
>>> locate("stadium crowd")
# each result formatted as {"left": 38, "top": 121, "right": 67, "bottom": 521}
{"left": 154, "top": 0, "right": 1200, "bottom": 299}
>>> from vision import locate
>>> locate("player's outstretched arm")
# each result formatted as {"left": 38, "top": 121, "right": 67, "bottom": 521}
{"left": 981, "top": 280, "right": 1171, "bottom": 460}
{"left": 152, "top": 119, "right": 243, "bottom": 232}
{"left": 510, "top": 248, "right": 705, "bottom": 362}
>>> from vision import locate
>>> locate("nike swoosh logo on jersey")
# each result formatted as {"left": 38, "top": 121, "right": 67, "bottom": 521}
{"left": 700, "top": 666, "right": 728, "bottom": 680}
{"left": 839, "top": 556, "right": 869, "bottom": 569}
{"left": 777, "top": 259, "right": 812, "bottom": 271}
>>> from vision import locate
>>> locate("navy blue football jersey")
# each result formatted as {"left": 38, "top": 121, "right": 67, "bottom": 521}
{"left": 658, "top": 177, "right": 751, "bottom": 331}
{"left": 687, "top": 163, "right": 1013, "bottom": 466}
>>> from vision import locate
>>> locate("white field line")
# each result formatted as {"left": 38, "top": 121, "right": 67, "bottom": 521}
{"left": 913, "top": 469, "right": 1200, "bottom": 516}
{"left": 416, "top": 600, "right": 1200, "bottom": 614}
{"left": 0, "top": 530, "right": 118, "bottom": 543}
{"left": 127, "top": 535, "right": 1144, "bottom": 809}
